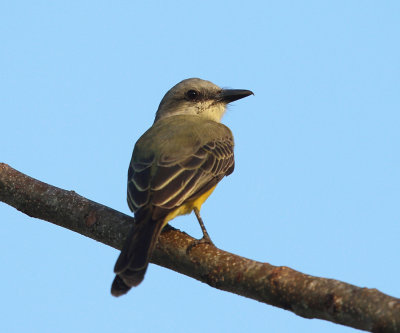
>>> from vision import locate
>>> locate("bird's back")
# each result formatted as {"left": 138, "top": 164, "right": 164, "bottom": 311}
{"left": 133, "top": 115, "right": 234, "bottom": 163}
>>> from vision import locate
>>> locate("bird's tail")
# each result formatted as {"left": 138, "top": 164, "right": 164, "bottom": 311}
{"left": 111, "top": 210, "right": 165, "bottom": 297}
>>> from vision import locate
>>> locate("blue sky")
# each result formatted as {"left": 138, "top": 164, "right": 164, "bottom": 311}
{"left": 1, "top": 1, "right": 399, "bottom": 332}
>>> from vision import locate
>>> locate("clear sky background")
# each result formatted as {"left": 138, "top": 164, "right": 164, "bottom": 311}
{"left": 1, "top": 2, "right": 399, "bottom": 332}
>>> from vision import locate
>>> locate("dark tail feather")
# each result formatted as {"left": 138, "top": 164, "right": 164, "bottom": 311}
{"left": 111, "top": 275, "right": 132, "bottom": 297}
{"left": 111, "top": 211, "right": 164, "bottom": 297}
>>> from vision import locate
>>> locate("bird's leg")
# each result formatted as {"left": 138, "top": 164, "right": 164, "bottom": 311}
{"left": 186, "top": 208, "right": 215, "bottom": 254}
{"left": 193, "top": 207, "right": 213, "bottom": 244}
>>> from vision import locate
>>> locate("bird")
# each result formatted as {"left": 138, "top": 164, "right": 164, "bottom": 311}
{"left": 111, "top": 78, "right": 253, "bottom": 296}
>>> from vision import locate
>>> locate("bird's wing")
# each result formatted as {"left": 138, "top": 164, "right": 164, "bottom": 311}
{"left": 127, "top": 136, "right": 234, "bottom": 219}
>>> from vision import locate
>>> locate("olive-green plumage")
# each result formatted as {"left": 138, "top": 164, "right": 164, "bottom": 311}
{"left": 111, "top": 78, "right": 253, "bottom": 296}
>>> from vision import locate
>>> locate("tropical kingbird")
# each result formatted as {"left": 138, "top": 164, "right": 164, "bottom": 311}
{"left": 111, "top": 78, "right": 253, "bottom": 296}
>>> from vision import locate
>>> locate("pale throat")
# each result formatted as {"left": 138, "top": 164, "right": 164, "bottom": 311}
{"left": 156, "top": 101, "right": 227, "bottom": 123}
{"left": 195, "top": 101, "right": 226, "bottom": 123}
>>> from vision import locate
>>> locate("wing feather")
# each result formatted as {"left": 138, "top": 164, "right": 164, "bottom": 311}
{"left": 151, "top": 169, "right": 197, "bottom": 205}
{"left": 127, "top": 135, "right": 234, "bottom": 218}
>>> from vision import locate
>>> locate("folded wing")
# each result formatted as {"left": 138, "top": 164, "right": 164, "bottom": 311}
{"left": 127, "top": 137, "right": 234, "bottom": 220}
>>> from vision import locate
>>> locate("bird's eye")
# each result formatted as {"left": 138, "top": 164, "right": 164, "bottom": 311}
{"left": 186, "top": 89, "right": 200, "bottom": 101}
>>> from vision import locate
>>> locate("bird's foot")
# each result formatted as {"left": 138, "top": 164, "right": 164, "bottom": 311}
{"left": 186, "top": 235, "right": 215, "bottom": 254}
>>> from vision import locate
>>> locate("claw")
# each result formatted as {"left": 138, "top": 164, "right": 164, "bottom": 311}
{"left": 186, "top": 235, "right": 214, "bottom": 254}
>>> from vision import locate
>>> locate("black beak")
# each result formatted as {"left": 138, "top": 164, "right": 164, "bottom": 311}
{"left": 218, "top": 89, "right": 254, "bottom": 103}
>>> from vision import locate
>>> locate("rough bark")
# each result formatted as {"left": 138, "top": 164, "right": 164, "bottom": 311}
{"left": 1, "top": 163, "right": 399, "bottom": 332}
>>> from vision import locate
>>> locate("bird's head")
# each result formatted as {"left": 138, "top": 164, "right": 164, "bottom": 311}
{"left": 154, "top": 78, "right": 253, "bottom": 123}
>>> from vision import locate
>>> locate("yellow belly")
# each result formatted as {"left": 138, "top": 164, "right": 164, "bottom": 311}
{"left": 162, "top": 185, "right": 217, "bottom": 227}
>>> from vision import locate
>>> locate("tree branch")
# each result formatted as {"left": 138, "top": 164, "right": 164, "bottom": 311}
{"left": 1, "top": 163, "right": 399, "bottom": 332}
